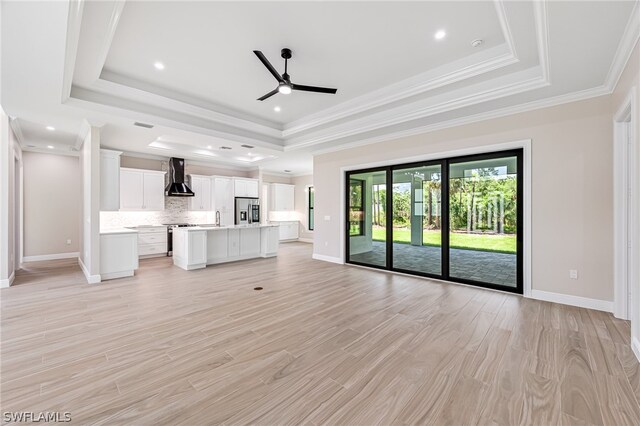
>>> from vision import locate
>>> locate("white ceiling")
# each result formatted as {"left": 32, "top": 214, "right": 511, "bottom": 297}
{"left": 1, "top": 0, "right": 638, "bottom": 175}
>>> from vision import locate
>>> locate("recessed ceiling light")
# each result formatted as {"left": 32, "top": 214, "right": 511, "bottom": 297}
{"left": 46, "top": 126, "right": 55, "bottom": 131}
{"left": 154, "top": 61, "right": 165, "bottom": 70}
{"left": 207, "top": 145, "right": 212, "bottom": 149}
{"left": 248, "top": 152, "right": 252, "bottom": 156}
{"left": 471, "top": 39, "right": 484, "bottom": 48}
{"left": 274, "top": 106, "right": 281, "bottom": 112}
{"left": 47, "top": 145, "right": 54, "bottom": 149}
{"left": 435, "top": 30, "right": 446, "bottom": 40}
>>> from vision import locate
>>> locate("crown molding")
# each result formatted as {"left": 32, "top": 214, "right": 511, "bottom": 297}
{"left": 91, "top": 1, "right": 126, "bottom": 83}
{"left": 312, "top": 84, "right": 610, "bottom": 156}
{"left": 90, "top": 75, "right": 283, "bottom": 138}
{"left": 285, "top": 68, "right": 549, "bottom": 150}
{"left": 61, "top": 0, "right": 84, "bottom": 103}
{"left": 8, "top": 118, "right": 26, "bottom": 148}
{"left": 493, "top": 0, "right": 517, "bottom": 58}
{"left": 605, "top": 0, "right": 640, "bottom": 92}
{"left": 532, "top": 0, "right": 550, "bottom": 83}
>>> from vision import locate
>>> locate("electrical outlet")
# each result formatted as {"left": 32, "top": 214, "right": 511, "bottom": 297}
{"left": 569, "top": 270, "right": 578, "bottom": 279}
{"left": 324, "top": 216, "right": 331, "bottom": 221}
{"left": 66, "top": 239, "right": 71, "bottom": 245}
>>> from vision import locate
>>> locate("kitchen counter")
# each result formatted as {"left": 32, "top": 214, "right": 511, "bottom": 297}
{"left": 172, "top": 224, "right": 279, "bottom": 270}
{"left": 100, "top": 228, "right": 139, "bottom": 235}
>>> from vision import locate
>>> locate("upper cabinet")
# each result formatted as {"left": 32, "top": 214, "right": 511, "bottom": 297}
{"left": 100, "top": 149, "right": 122, "bottom": 211}
{"left": 234, "top": 178, "right": 259, "bottom": 198}
{"left": 211, "top": 177, "right": 234, "bottom": 226}
{"left": 188, "top": 175, "right": 212, "bottom": 211}
{"left": 270, "top": 183, "right": 295, "bottom": 211}
{"left": 119, "top": 168, "right": 166, "bottom": 211}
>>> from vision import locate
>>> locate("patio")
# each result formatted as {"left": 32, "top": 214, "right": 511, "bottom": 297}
{"left": 350, "top": 241, "right": 517, "bottom": 287}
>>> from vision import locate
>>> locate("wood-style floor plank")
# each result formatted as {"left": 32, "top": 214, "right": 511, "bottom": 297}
{"left": 1, "top": 242, "right": 638, "bottom": 424}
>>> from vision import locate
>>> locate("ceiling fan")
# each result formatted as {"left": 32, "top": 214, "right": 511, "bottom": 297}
{"left": 253, "top": 48, "right": 338, "bottom": 101}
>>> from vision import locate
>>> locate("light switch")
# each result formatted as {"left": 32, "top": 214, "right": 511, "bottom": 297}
{"left": 569, "top": 270, "right": 578, "bottom": 279}
{"left": 66, "top": 239, "right": 72, "bottom": 245}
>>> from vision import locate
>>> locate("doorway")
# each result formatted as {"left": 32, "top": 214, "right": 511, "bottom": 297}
{"left": 14, "top": 154, "right": 21, "bottom": 271}
{"left": 346, "top": 149, "right": 523, "bottom": 294}
{"left": 614, "top": 89, "right": 638, "bottom": 321}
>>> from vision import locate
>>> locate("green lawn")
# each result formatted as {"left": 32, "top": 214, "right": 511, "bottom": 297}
{"left": 372, "top": 228, "right": 516, "bottom": 254}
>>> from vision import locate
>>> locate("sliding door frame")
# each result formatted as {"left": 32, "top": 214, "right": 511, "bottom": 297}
{"left": 345, "top": 148, "right": 524, "bottom": 295}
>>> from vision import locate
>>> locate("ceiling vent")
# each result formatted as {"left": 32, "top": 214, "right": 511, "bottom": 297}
{"left": 240, "top": 144, "right": 255, "bottom": 149}
{"left": 134, "top": 121, "right": 154, "bottom": 129}
{"left": 220, "top": 146, "right": 232, "bottom": 150}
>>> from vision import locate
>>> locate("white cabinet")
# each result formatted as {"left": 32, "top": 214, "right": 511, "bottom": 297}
{"left": 240, "top": 228, "right": 261, "bottom": 257}
{"left": 100, "top": 231, "right": 138, "bottom": 280}
{"left": 260, "top": 226, "right": 279, "bottom": 258}
{"left": 212, "top": 177, "right": 234, "bottom": 226}
{"left": 119, "top": 168, "right": 166, "bottom": 211}
{"left": 228, "top": 229, "right": 240, "bottom": 257}
{"left": 188, "top": 175, "right": 212, "bottom": 211}
{"left": 136, "top": 226, "right": 167, "bottom": 257}
{"left": 277, "top": 221, "right": 299, "bottom": 241}
{"left": 100, "top": 149, "right": 122, "bottom": 211}
{"left": 270, "top": 184, "right": 295, "bottom": 211}
{"left": 234, "top": 178, "right": 259, "bottom": 198}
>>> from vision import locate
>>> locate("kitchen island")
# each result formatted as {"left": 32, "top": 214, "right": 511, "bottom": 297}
{"left": 172, "top": 224, "right": 279, "bottom": 270}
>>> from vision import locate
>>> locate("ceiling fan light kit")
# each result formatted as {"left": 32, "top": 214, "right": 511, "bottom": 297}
{"left": 253, "top": 48, "right": 338, "bottom": 101}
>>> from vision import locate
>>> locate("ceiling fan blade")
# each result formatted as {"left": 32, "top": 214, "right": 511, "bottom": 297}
{"left": 292, "top": 84, "right": 337, "bottom": 94}
{"left": 253, "top": 50, "right": 284, "bottom": 83}
{"left": 257, "top": 88, "right": 279, "bottom": 101}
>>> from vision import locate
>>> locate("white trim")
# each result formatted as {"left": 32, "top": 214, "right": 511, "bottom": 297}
{"left": 312, "top": 253, "right": 343, "bottom": 264}
{"left": 530, "top": 290, "right": 614, "bottom": 313}
{"left": 8, "top": 118, "right": 26, "bottom": 148}
{"left": 61, "top": 0, "right": 85, "bottom": 102}
{"left": 298, "top": 238, "right": 313, "bottom": 244}
{"left": 311, "top": 85, "right": 609, "bottom": 156}
{"left": 613, "top": 87, "right": 638, "bottom": 320}
{"left": 23, "top": 252, "right": 79, "bottom": 262}
{"left": 335, "top": 138, "right": 532, "bottom": 297}
{"left": 632, "top": 337, "right": 640, "bottom": 362}
{"left": 532, "top": 0, "right": 550, "bottom": 83}
{"left": 0, "top": 271, "right": 15, "bottom": 288}
{"left": 90, "top": 1, "right": 126, "bottom": 82}
{"left": 78, "top": 257, "right": 101, "bottom": 284}
{"left": 605, "top": 1, "right": 640, "bottom": 92}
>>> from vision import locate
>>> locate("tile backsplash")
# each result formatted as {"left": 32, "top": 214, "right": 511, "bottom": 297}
{"left": 100, "top": 196, "right": 214, "bottom": 228}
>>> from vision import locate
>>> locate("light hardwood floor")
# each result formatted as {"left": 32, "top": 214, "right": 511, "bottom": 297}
{"left": 1, "top": 242, "right": 639, "bottom": 425}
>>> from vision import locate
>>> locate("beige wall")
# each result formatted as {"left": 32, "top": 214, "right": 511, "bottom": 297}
{"left": 293, "top": 175, "right": 314, "bottom": 241}
{"left": 23, "top": 152, "right": 80, "bottom": 257}
{"left": 314, "top": 96, "right": 614, "bottom": 302}
{"left": 262, "top": 173, "right": 293, "bottom": 184}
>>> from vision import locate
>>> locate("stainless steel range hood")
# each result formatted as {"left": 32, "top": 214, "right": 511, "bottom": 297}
{"left": 165, "top": 158, "right": 194, "bottom": 197}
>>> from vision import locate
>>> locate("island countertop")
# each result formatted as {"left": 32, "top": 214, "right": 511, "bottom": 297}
{"left": 100, "top": 228, "right": 139, "bottom": 235}
{"left": 176, "top": 223, "right": 279, "bottom": 231}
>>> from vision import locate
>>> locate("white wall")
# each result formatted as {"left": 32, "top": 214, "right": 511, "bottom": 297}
{"left": 313, "top": 96, "right": 614, "bottom": 303}
{"left": 23, "top": 151, "right": 80, "bottom": 258}
{"left": 79, "top": 124, "right": 101, "bottom": 283}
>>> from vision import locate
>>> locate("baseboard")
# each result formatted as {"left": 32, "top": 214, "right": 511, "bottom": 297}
{"left": 0, "top": 271, "right": 15, "bottom": 288}
{"left": 632, "top": 337, "right": 640, "bottom": 362}
{"left": 298, "top": 238, "right": 313, "bottom": 243}
{"left": 78, "top": 258, "right": 101, "bottom": 284}
{"left": 529, "top": 289, "right": 613, "bottom": 313}
{"left": 23, "top": 252, "right": 79, "bottom": 262}
{"left": 312, "top": 253, "right": 344, "bottom": 264}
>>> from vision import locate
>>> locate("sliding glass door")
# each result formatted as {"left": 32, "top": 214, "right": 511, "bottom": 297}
{"left": 347, "top": 169, "right": 388, "bottom": 268}
{"left": 448, "top": 154, "right": 521, "bottom": 289}
{"left": 345, "top": 150, "right": 523, "bottom": 293}
{"left": 391, "top": 163, "right": 442, "bottom": 276}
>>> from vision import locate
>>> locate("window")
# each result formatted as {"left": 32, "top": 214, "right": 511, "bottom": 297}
{"left": 349, "top": 179, "right": 365, "bottom": 236}
{"left": 308, "top": 186, "right": 314, "bottom": 231}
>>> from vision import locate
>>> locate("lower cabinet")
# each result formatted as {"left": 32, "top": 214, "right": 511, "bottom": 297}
{"left": 240, "top": 228, "right": 261, "bottom": 256}
{"left": 277, "top": 221, "right": 299, "bottom": 241}
{"left": 137, "top": 226, "right": 167, "bottom": 257}
{"left": 100, "top": 232, "right": 138, "bottom": 280}
{"left": 228, "top": 229, "right": 240, "bottom": 258}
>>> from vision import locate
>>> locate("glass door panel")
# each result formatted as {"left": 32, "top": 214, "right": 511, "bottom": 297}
{"left": 391, "top": 164, "right": 442, "bottom": 276}
{"left": 347, "top": 170, "right": 387, "bottom": 268}
{"left": 448, "top": 155, "right": 518, "bottom": 287}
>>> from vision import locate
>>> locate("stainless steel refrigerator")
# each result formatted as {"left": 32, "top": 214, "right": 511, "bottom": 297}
{"left": 235, "top": 197, "right": 260, "bottom": 225}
